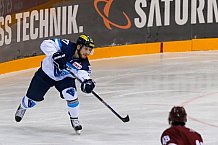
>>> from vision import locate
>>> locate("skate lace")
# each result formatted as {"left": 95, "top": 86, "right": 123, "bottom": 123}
{"left": 72, "top": 119, "right": 80, "bottom": 127}
{"left": 16, "top": 107, "right": 26, "bottom": 117}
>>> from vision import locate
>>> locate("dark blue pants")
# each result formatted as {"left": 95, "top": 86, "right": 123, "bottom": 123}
{"left": 26, "top": 67, "right": 76, "bottom": 101}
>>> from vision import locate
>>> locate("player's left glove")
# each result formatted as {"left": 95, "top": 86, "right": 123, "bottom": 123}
{"left": 81, "top": 79, "right": 95, "bottom": 93}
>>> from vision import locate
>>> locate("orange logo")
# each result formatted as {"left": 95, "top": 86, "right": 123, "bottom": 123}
{"left": 94, "top": 0, "right": 131, "bottom": 30}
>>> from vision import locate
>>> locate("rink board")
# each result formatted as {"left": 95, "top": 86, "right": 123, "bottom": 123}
{"left": 2, "top": 38, "right": 218, "bottom": 74}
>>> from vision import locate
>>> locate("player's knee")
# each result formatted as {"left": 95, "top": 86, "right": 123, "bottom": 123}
{"left": 61, "top": 87, "right": 77, "bottom": 101}
{"left": 62, "top": 87, "right": 79, "bottom": 108}
{"left": 21, "top": 96, "right": 37, "bottom": 109}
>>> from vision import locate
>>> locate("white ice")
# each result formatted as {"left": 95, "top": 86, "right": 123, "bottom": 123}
{"left": 0, "top": 51, "right": 218, "bottom": 145}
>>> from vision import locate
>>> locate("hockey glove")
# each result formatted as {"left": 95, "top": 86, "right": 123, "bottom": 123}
{"left": 52, "top": 52, "right": 67, "bottom": 70}
{"left": 81, "top": 79, "right": 95, "bottom": 93}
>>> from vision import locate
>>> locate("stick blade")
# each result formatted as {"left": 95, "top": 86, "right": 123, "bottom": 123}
{"left": 122, "top": 115, "right": 130, "bottom": 123}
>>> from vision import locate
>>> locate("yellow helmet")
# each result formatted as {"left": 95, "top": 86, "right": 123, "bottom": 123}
{"left": 77, "top": 34, "right": 94, "bottom": 48}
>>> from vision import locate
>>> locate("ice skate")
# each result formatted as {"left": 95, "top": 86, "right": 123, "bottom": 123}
{"left": 70, "top": 117, "right": 82, "bottom": 135}
{"left": 15, "top": 105, "right": 26, "bottom": 122}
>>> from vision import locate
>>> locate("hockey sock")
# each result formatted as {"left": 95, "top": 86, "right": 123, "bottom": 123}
{"left": 20, "top": 96, "right": 37, "bottom": 109}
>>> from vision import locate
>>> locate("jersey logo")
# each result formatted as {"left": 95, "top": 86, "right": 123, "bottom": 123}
{"left": 196, "top": 140, "right": 203, "bottom": 145}
{"left": 162, "top": 135, "right": 170, "bottom": 145}
{"left": 54, "top": 67, "right": 69, "bottom": 77}
{"left": 61, "top": 39, "right": 70, "bottom": 45}
{"left": 73, "top": 62, "right": 82, "bottom": 70}
{"left": 88, "top": 65, "right": 91, "bottom": 74}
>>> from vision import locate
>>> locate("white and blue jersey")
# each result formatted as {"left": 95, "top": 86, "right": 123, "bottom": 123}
{"left": 40, "top": 38, "right": 91, "bottom": 81}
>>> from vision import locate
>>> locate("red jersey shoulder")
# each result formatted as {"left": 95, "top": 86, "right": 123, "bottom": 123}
{"left": 161, "top": 128, "right": 178, "bottom": 145}
{"left": 161, "top": 126, "right": 203, "bottom": 145}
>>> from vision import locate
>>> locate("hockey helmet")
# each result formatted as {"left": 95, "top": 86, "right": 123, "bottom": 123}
{"left": 77, "top": 34, "right": 94, "bottom": 49}
{"left": 168, "top": 106, "right": 187, "bottom": 125}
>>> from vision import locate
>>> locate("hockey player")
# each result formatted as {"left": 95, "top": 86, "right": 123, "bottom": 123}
{"left": 161, "top": 106, "right": 204, "bottom": 145}
{"left": 15, "top": 34, "right": 96, "bottom": 134}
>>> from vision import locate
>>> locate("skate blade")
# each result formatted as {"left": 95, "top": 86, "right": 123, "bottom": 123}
{"left": 15, "top": 116, "right": 22, "bottom": 122}
{"left": 75, "top": 130, "right": 81, "bottom": 135}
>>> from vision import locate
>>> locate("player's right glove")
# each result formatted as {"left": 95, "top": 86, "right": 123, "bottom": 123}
{"left": 81, "top": 79, "right": 95, "bottom": 93}
{"left": 52, "top": 52, "right": 67, "bottom": 70}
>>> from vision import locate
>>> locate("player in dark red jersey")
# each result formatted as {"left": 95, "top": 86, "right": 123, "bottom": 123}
{"left": 161, "top": 106, "right": 203, "bottom": 145}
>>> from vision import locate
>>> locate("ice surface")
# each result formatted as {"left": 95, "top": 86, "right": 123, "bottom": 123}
{"left": 0, "top": 51, "right": 218, "bottom": 145}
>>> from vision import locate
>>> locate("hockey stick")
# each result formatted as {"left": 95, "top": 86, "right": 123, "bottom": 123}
{"left": 65, "top": 63, "right": 130, "bottom": 123}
